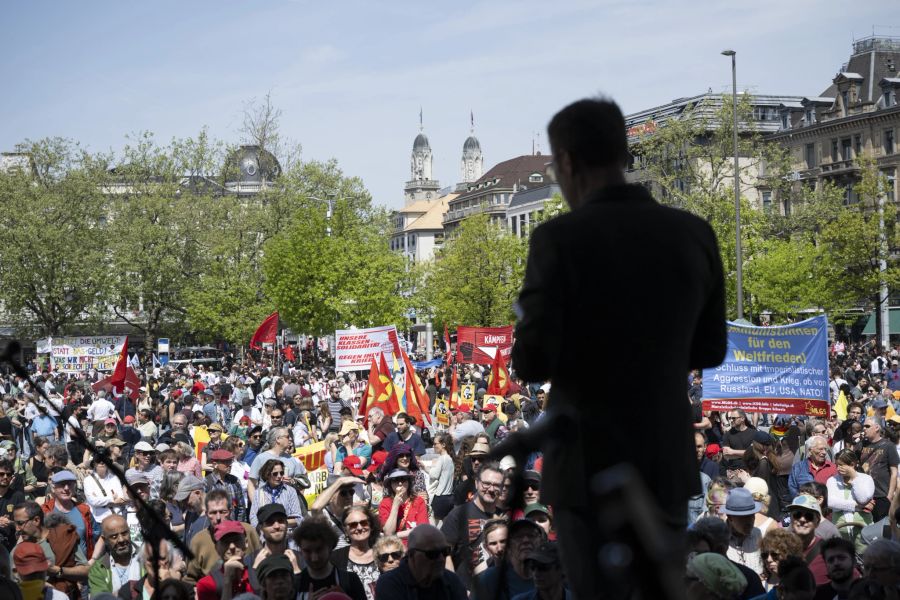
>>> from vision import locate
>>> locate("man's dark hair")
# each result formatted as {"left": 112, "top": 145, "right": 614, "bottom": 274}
{"left": 777, "top": 556, "right": 815, "bottom": 592}
{"left": 798, "top": 481, "right": 827, "bottom": 507}
{"left": 547, "top": 98, "right": 628, "bottom": 169}
{"left": 395, "top": 412, "right": 409, "bottom": 424}
{"left": 0, "top": 459, "right": 13, "bottom": 474}
{"left": 46, "top": 445, "right": 69, "bottom": 466}
{"left": 293, "top": 515, "right": 338, "bottom": 549}
{"left": 205, "top": 488, "right": 232, "bottom": 509}
{"left": 821, "top": 536, "right": 856, "bottom": 561}
{"left": 14, "top": 501, "right": 43, "bottom": 525}
{"left": 476, "top": 462, "right": 504, "bottom": 481}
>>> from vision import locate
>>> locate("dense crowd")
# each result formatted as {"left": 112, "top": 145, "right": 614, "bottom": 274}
{"left": 687, "top": 340, "right": 900, "bottom": 599}
{"left": 0, "top": 350, "right": 561, "bottom": 600}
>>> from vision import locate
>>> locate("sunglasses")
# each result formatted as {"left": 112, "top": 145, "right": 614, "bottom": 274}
{"left": 338, "top": 488, "right": 355, "bottom": 497}
{"left": 761, "top": 551, "right": 782, "bottom": 561}
{"left": 378, "top": 551, "right": 403, "bottom": 563}
{"left": 791, "top": 510, "right": 817, "bottom": 522}
{"left": 345, "top": 519, "right": 369, "bottom": 530}
{"left": 525, "top": 560, "right": 557, "bottom": 572}
{"left": 270, "top": 471, "right": 285, "bottom": 477}
{"left": 411, "top": 547, "right": 450, "bottom": 560}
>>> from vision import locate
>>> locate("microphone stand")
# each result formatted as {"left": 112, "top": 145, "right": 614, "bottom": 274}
{"left": 1, "top": 341, "right": 193, "bottom": 599}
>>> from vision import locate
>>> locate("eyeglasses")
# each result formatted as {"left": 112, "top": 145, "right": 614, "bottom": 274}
{"left": 345, "top": 519, "right": 369, "bottom": 530}
{"left": 13, "top": 519, "right": 30, "bottom": 527}
{"left": 863, "top": 424, "right": 873, "bottom": 429}
{"left": 270, "top": 471, "right": 285, "bottom": 477}
{"left": 761, "top": 551, "right": 782, "bottom": 561}
{"left": 0, "top": 473, "right": 12, "bottom": 478}
{"left": 479, "top": 480, "right": 503, "bottom": 490}
{"left": 378, "top": 551, "right": 403, "bottom": 563}
{"left": 791, "top": 510, "right": 817, "bottom": 522}
{"left": 411, "top": 547, "right": 450, "bottom": 560}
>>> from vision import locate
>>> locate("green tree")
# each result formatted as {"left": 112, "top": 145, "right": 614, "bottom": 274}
{"left": 0, "top": 138, "right": 111, "bottom": 336}
{"left": 262, "top": 160, "right": 407, "bottom": 335}
{"left": 419, "top": 213, "right": 527, "bottom": 328}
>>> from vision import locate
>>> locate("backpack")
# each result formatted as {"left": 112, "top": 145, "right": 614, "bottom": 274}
{"left": 46, "top": 522, "right": 80, "bottom": 600}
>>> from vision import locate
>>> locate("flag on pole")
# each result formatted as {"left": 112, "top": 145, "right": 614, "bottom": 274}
{"left": 130, "top": 354, "right": 140, "bottom": 370}
{"left": 250, "top": 312, "right": 279, "bottom": 350}
{"left": 376, "top": 353, "right": 401, "bottom": 417}
{"left": 401, "top": 350, "right": 431, "bottom": 427}
{"left": 109, "top": 336, "right": 129, "bottom": 394}
{"left": 487, "top": 347, "right": 510, "bottom": 396}
{"left": 152, "top": 354, "right": 161, "bottom": 368}
{"left": 444, "top": 324, "right": 452, "bottom": 363}
{"left": 449, "top": 364, "right": 460, "bottom": 411}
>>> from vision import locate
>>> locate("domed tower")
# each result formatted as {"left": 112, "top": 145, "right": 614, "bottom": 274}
{"left": 223, "top": 145, "right": 281, "bottom": 195}
{"left": 404, "top": 111, "right": 441, "bottom": 204}
{"left": 460, "top": 121, "right": 483, "bottom": 184}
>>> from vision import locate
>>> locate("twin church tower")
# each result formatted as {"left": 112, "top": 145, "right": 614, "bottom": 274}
{"left": 403, "top": 112, "right": 483, "bottom": 205}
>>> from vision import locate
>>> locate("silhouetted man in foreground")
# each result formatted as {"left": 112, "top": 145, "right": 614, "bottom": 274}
{"left": 512, "top": 98, "right": 727, "bottom": 599}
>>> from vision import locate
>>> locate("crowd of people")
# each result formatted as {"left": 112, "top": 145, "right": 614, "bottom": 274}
{"left": 0, "top": 349, "right": 563, "bottom": 600}
{"left": 688, "top": 339, "right": 900, "bottom": 599}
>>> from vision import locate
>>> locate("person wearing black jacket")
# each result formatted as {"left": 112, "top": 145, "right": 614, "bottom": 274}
{"left": 375, "top": 524, "right": 466, "bottom": 600}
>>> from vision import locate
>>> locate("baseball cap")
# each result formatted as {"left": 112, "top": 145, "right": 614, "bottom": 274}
{"left": 523, "top": 470, "right": 542, "bottom": 486}
{"left": 255, "top": 503, "right": 287, "bottom": 525}
{"left": 481, "top": 403, "right": 498, "bottom": 412}
{"left": 214, "top": 520, "right": 245, "bottom": 542}
{"left": 210, "top": 449, "right": 234, "bottom": 462}
{"left": 173, "top": 474, "right": 205, "bottom": 501}
{"left": 50, "top": 470, "right": 77, "bottom": 485}
{"left": 786, "top": 494, "right": 822, "bottom": 517}
{"left": 342, "top": 455, "right": 365, "bottom": 476}
{"left": 239, "top": 415, "right": 251, "bottom": 424}
{"left": 134, "top": 441, "right": 156, "bottom": 453}
{"left": 13, "top": 542, "right": 49, "bottom": 575}
{"left": 125, "top": 469, "right": 151, "bottom": 486}
{"left": 872, "top": 398, "right": 889, "bottom": 409}
{"left": 123, "top": 415, "right": 135, "bottom": 424}
{"left": 256, "top": 554, "right": 293, "bottom": 582}
{"left": 524, "top": 503, "right": 551, "bottom": 518}
{"left": 525, "top": 541, "right": 559, "bottom": 565}
{"left": 752, "top": 430, "right": 773, "bottom": 446}
{"left": 704, "top": 444, "right": 722, "bottom": 459}
{"left": 104, "top": 418, "right": 117, "bottom": 425}
{"left": 338, "top": 421, "right": 359, "bottom": 437}
{"left": 207, "top": 422, "right": 224, "bottom": 432}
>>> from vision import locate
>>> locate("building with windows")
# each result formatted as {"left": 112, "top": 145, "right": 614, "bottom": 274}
{"left": 768, "top": 36, "right": 900, "bottom": 212}
{"left": 624, "top": 92, "right": 804, "bottom": 207}
{"left": 442, "top": 154, "right": 553, "bottom": 233}
{"left": 506, "top": 183, "right": 561, "bottom": 237}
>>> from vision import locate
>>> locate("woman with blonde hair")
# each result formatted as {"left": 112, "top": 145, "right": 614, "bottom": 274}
{"left": 744, "top": 477, "right": 779, "bottom": 536}
{"left": 174, "top": 441, "right": 201, "bottom": 478}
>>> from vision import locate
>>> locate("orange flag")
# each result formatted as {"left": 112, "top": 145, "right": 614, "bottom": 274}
{"left": 401, "top": 350, "right": 432, "bottom": 427}
{"left": 487, "top": 348, "right": 510, "bottom": 396}
{"left": 375, "top": 353, "right": 401, "bottom": 417}
{"left": 449, "top": 364, "right": 460, "bottom": 411}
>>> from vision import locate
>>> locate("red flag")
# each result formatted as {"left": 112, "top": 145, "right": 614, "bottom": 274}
{"left": 375, "top": 353, "right": 401, "bottom": 417}
{"left": 402, "top": 350, "right": 431, "bottom": 427}
{"left": 283, "top": 344, "right": 296, "bottom": 363}
{"left": 444, "top": 325, "right": 452, "bottom": 363}
{"left": 487, "top": 348, "right": 510, "bottom": 396}
{"left": 359, "top": 358, "right": 380, "bottom": 428}
{"left": 109, "top": 336, "right": 129, "bottom": 394}
{"left": 250, "top": 312, "right": 279, "bottom": 350}
{"left": 92, "top": 365, "right": 140, "bottom": 401}
{"left": 449, "top": 364, "right": 460, "bottom": 411}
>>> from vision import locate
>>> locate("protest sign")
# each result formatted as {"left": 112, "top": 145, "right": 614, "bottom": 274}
{"left": 455, "top": 325, "right": 514, "bottom": 364}
{"left": 435, "top": 396, "right": 450, "bottom": 426}
{"left": 334, "top": 326, "right": 402, "bottom": 371}
{"left": 294, "top": 441, "right": 329, "bottom": 505}
{"left": 460, "top": 384, "right": 476, "bottom": 412}
{"left": 702, "top": 316, "right": 830, "bottom": 418}
{"left": 47, "top": 336, "right": 127, "bottom": 374}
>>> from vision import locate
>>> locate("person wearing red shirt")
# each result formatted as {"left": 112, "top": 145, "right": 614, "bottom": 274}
{"left": 196, "top": 521, "right": 254, "bottom": 600}
{"left": 379, "top": 469, "right": 428, "bottom": 544}
{"left": 787, "top": 495, "right": 830, "bottom": 586}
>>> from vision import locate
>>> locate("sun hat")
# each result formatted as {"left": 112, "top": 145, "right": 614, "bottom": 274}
{"left": 722, "top": 487, "right": 762, "bottom": 516}
{"left": 468, "top": 441, "right": 490, "bottom": 456}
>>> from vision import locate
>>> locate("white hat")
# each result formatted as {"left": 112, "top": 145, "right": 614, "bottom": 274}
{"left": 134, "top": 441, "right": 156, "bottom": 453}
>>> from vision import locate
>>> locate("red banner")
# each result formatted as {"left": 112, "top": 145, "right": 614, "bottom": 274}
{"left": 702, "top": 398, "right": 830, "bottom": 419}
{"left": 455, "top": 325, "right": 514, "bottom": 365}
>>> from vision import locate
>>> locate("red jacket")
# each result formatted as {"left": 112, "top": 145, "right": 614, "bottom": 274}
{"left": 41, "top": 498, "right": 94, "bottom": 558}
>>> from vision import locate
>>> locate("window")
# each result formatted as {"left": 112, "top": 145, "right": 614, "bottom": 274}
{"left": 805, "top": 109, "right": 816, "bottom": 125}
{"left": 831, "top": 139, "right": 839, "bottom": 162}
{"left": 841, "top": 90, "right": 849, "bottom": 116}
{"left": 855, "top": 134, "right": 862, "bottom": 156}
{"left": 844, "top": 183, "right": 858, "bottom": 205}
{"left": 841, "top": 138, "right": 852, "bottom": 161}
{"left": 782, "top": 198, "right": 791, "bottom": 216}
{"left": 781, "top": 112, "right": 789, "bottom": 129}
{"left": 886, "top": 129, "right": 895, "bottom": 155}
{"left": 510, "top": 217, "right": 518, "bottom": 235}
{"left": 762, "top": 191, "right": 772, "bottom": 212}
{"left": 805, "top": 143, "right": 817, "bottom": 168}
{"left": 528, "top": 173, "right": 544, "bottom": 183}
{"left": 885, "top": 169, "right": 896, "bottom": 204}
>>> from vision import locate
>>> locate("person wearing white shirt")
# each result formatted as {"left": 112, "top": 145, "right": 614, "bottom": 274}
{"left": 827, "top": 449, "right": 876, "bottom": 533}
{"left": 87, "top": 394, "right": 117, "bottom": 435}
{"left": 83, "top": 456, "right": 128, "bottom": 523}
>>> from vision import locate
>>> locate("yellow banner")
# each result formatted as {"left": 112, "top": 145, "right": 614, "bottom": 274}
{"left": 293, "top": 441, "right": 328, "bottom": 473}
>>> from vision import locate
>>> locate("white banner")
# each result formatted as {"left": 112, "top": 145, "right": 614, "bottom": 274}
{"left": 50, "top": 336, "right": 126, "bottom": 373}
{"left": 334, "top": 325, "right": 400, "bottom": 371}
{"left": 35, "top": 338, "right": 52, "bottom": 354}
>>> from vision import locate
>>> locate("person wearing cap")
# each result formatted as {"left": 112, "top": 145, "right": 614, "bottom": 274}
{"left": 255, "top": 553, "right": 295, "bottom": 600}
{"left": 41, "top": 470, "right": 94, "bottom": 559}
{"left": 786, "top": 494, "right": 829, "bottom": 585}
{"left": 379, "top": 468, "right": 428, "bottom": 541}
{"left": 172, "top": 474, "right": 205, "bottom": 543}
{"left": 131, "top": 441, "right": 164, "bottom": 500}
{"left": 887, "top": 359, "right": 900, "bottom": 392}
{"left": 118, "top": 414, "right": 142, "bottom": 450}
{"left": 860, "top": 416, "right": 899, "bottom": 522}
{"left": 246, "top": 503, "right": 301, "bottom": 591}
{"left": 195, "top": 520, "right": 254, "bottom": 600}
{"left": 481, "top": 403, "right": 502, "bottom": 446}
{"left": 685, "top": 552, "right": 748, "bottom": 600}
{"left": 183, "top": 489, "right": 261, "bottom": 585}
{"left": 204, "top": 449, "right": 247, "bottom": 522}
{"left": 232, "top": 396, "right": 263, "bottom": 431}
{"left": 200, "top": 421, "right": 226, "bottom": 474}
{"left": 333, "top": 420, "right": 372, "bottom": 472}
{"left": 375, "top": 523, "right": 466, "bottom": 600}
{"left": 722, "top": 487, "right": 764, "bottom": 578}
{"left": 448, "top": 409, "right": 485, "bottom": 454}
{"left": 14, "top": 541, "right": 68, "bottom": 600}
{"left": 508, "top": 540, "right": 569, "bottom": 600}
{"left": 202, "top": 388, "right": 232, "bottom": 431}
{"left": 476, "top": 518, "right": 545, "bottom": 598}
{"left": 87, "top": 514, "right": 142, "bottom": 596}
{"left": 524, "top": 504, "right": 554, "bottom": 539}
{"left": 87, "top": 392, "right": 117, "bottom": 438}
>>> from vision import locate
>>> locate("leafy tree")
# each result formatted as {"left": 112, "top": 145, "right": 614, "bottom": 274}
{"left": 0, "top": 138, "right": 111, "bottom": 336}
{"left": 262, "top": 160, "right": 408, "bottom": 335}
{"left": 418, "top": 213, "right": 527, "bottom": 328}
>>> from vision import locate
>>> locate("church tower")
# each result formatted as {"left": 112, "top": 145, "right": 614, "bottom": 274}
{"left": 460, "top": 111, "right": 483, "bottom": 183}
{"left": 404, "top": 110, "right": 441, "bottom": 204}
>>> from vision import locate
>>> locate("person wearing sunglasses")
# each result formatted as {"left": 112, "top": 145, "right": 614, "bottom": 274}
{"left": 372, "top": 534, "right": 405, "bottom": 574}
{"left": 758, "top": 528, "right": 803, "bottom": 592}
{"left": 786, "top": 494, "right": 830, "bottom": 586}
{"left": 380, "top": 469, "right": 428, "bottom": 543}
{"left": 309, "top": 474, "right": 365, "bottom": 550}
{"left": 331, "top": 506, "right": 381, "bottom": 600}
{"left": 521, "top": 540, "right": 570, "bottom": 600}
{"left": 476, "top": 518, "right": 546, "bottom": 599}
{"left": 375, "top": 524, "right": 466, "bottom": 599}
{"left": 250, "top": 459, "right": 303, "bottom": 530}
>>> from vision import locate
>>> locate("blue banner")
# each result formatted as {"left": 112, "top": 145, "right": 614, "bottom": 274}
{"left": 411, "top": 358, "right": 444, "bottom": 370}
{"left": 702, "top": 315, "right": 830, "bottom": 417}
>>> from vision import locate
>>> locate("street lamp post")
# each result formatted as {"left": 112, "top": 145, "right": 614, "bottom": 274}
{"left": 722, "top": 49, "right": 743, "bottom": 320}
{"left": 308, "top": 194, "right": 336, "bottom": 236}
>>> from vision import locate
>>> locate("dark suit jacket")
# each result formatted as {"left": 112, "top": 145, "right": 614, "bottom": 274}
{"left": 512, "top": 183, "right": 727, "bottom": 510}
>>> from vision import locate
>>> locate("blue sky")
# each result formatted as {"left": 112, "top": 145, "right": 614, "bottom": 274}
{"left": 2, "top": 1, "right": 895, "bottom": 208}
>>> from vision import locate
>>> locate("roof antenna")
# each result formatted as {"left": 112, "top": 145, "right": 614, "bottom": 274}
{"left": 419, "top": 107, "right": 423, "bottom": 132}
{"left": 470, "top": 110, "right": 475, "bottom": 134}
